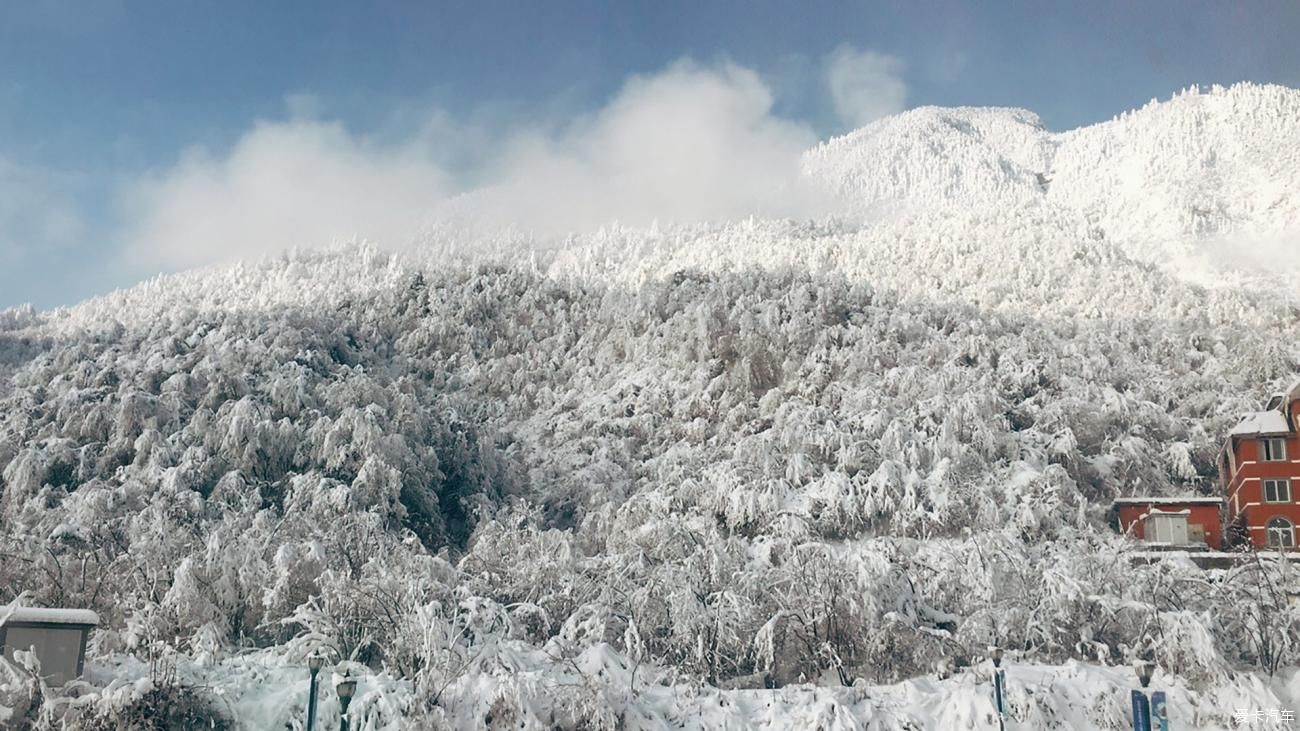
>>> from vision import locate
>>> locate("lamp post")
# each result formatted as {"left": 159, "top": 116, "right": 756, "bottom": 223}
{"left": 990, "top": 646, "right": 1006, "bottom": 731}
{"left": 305, "top": 654, "right": 324, "bottom": 731}
{"left": 336, "top": 677, "right": 357, "bottom": 731}
{"left": 1131, "top": 661, "right": 1169, "bottom": 731}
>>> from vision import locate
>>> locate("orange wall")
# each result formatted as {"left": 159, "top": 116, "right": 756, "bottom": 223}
{"left": 1117, "top": 503, "right": 1223, "bottom": 549}
{"left": 1226, "top": 421, "right": 1300, "bottom": 549}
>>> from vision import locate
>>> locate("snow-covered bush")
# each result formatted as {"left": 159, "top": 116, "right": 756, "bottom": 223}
{"left": 62, "top": 680, "right": 233, "bottom": 731}
{"left": 1213, "top": 553, "right": 1300, "bottom": 676}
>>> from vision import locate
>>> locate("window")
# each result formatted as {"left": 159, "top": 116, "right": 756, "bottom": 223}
{"left": 1265, "top": 517, "right": 1295, "bottom": 548}
{"left": 1260, "top": 437, "right": 1287, "bottom": 462}
{"left": 1264, "top": 479, "right": 1292, "bottom": 503}
{"left": 1145, "top": 513, "right": 1188, "bottom": 544}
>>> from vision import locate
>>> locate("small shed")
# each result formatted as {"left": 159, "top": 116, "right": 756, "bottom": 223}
{"left": 1111, "top": 497, "right": 1224, "bottom": 550}
{"left": 0, "top": 607, "right": 98, "bottom": 685}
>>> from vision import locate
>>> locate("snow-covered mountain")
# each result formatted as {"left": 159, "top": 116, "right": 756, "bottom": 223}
{"left": 806, "top": 104, "right": 1054, "bottom": 211}
{"left": 805, "top": 82, "right": 1300, "bottom": 289}
{"left": 1, "top": 83, "right": 1299, "bottom": 729}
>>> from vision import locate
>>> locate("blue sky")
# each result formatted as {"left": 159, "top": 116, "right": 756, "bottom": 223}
{"left": 2, "top": 0, "right": 1298, "bottom": 309}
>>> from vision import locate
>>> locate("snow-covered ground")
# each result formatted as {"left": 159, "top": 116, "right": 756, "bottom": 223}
{"left": 42, "top": 646, "right": 1297, "bottom": 730}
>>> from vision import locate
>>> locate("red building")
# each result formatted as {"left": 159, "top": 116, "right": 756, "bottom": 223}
{"left": 1113, "top": 497, "right": 1225, "bottom": 550}
{"left": 1219, "top": 380, "right": 1300, "bottom": 550}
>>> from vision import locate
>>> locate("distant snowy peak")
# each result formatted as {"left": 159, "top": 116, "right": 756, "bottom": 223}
{"left": 805, "top": 82, "right": 1300, "bottom": 290}
{"left": 807, "top": 82, "right": 1300, "bottom": 234}
{"left": 1052, "top": 83, "right": 1300, "bottom": 242}
{"left": 804, "top": 105, "right": 1054, "bottom": 213}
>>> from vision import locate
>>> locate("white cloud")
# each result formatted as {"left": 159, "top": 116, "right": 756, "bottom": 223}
{"left": 120, "top": 58, "right": 851, "bottom": 272}
{"left": 122, "top": 120, "right": 451, "bottom": 271}
{"left": 824, "top": 46, "right": 908, "bottom": 130}
{"left": 449, "top": 60, "right": 827, "bottom": 235}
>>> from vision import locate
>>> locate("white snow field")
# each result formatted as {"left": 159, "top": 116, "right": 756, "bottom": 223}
{"left": 52, "top": 646, "right": 1295, "bottom": 729}
{"left": 2, "top": 83, "right": 1300, "bottom": 729}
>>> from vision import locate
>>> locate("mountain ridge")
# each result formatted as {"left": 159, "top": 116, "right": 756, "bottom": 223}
{"left": 805, "top": 82, "right": 1300, "bottom": 291}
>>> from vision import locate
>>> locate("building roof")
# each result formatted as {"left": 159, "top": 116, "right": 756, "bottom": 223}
{"left": 0, "top": 607, "right": 99, "bottom": 627}
{"left": 1285, "top": 376, "right": 1300, "bottom": 403}
{"left": 1111, "top": 496, "right": 1223, "bottom": 507}
{"left": 1228, "top": 409, "right": 1291, "bottom": 437}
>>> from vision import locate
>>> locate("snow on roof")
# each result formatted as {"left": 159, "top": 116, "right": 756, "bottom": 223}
{"left": 0, "top": 607, "right": 99, "bottom": 627}
{"left": 1111, "top": 496, "right": 1222, "bottom": 506}
{"left": 1143, "top": 507, "right": 1191, "bottom": 515}
{"left": 1228, "top": 409, "right": 1291, "bottom": 437}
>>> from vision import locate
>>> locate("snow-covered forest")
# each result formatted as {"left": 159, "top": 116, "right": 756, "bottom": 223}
{"left": 3, "top": 83, "right": 1300, "bottom": 729}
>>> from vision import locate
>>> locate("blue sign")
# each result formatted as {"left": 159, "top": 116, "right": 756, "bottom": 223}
{"left": 1151, "top": 691, "right": 1169, "bottom": 731}
{"left": 1132, "top": 690, "right": 1152, "bottom": 731}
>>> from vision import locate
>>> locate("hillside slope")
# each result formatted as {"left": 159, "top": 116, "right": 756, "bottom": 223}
{"left": 2, "top": 84, "right": 1300, "bottom": 729}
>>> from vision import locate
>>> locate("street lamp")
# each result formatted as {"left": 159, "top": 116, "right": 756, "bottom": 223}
{"left": 336, "top": 677, "right": 357, "bottom": 731}
{"left": 1135, "top": 661, "right": 1154, "bottom": 688}
{"left": 989, "top": 646, "right": 1006, "bottom": 731}
{"left": 305, "top": 654, "right": 324, "bottom": 731}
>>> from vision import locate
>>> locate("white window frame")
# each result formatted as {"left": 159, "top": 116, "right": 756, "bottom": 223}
{"left": 1144, "top": 513, "right": 1189, "bottom": 544}
{"left": 1265, "top": 517, "right": 1295, "bottom": 548}
{"left": 1263, "top": 478, "right": 1292, "bottom": 503}
{"left": 1260, "top": 437, "right": 1287, "bottom": 462}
